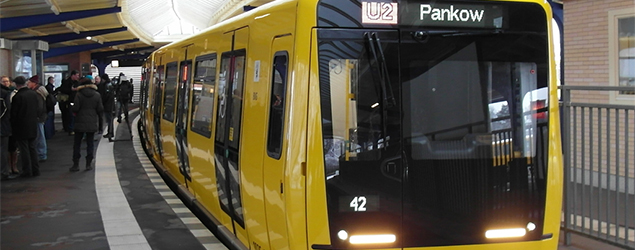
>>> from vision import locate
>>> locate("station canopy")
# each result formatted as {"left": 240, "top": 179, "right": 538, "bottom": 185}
{"left": 0, "top": 0, "right": 272, "bottom": 60}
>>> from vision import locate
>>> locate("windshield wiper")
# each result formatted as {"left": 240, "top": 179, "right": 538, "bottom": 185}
{"left": 364, "top": 32, "right": 397, "bottom": 150}
{"left": 411, "top": 29, "right": 504, "bottom": 41}
{"left": 365, "top": 32, "right": 397, "bottom": 109}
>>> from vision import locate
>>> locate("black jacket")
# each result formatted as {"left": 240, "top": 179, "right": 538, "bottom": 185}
{"left": 72, "top": 84, "right": 104, "bottom": 132}
{"left": 102, "top": 83, "right": 115, "bottom": 112}
{"left": 116, "top": 80, "right": 133, "bottom": 102}
{"left": 10, "top": 87, "right": 39, "bottom": 139}
{"left": 56, "top": 77, "right": 78, "bottom": 103}
{"left": 1, "top": 85, "right": 12, "bottom": 137}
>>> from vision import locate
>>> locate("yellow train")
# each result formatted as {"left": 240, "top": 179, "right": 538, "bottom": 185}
{"left": 137, "top": 0, "right": 563, "bottom": 249}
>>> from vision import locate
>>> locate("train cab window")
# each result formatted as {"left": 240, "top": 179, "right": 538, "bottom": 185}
{"left": 266, "top": 52, "right": 288, "bottom": 159}
{"left": 191, "top": 54, "right": 217, "bottom": 138}
{"left": 163, "top": 62, "right": 178, "bottom": 122}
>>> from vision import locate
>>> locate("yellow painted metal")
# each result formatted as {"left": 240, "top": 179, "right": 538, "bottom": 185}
{"left": 263, "top": 34, "right": 294, "bottom": 250}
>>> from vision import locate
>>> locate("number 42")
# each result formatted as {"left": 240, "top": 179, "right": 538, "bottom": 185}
{"left": 350, "top": 196, "right": 367, "bottom": 212}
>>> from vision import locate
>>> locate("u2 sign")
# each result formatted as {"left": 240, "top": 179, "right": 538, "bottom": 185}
{"left": 362, "top": 2, "right": 398, "bottom": 24}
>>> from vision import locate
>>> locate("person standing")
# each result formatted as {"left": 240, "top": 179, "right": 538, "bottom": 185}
{"left": 1, "top": 76, "right": 17, "bottom": 180}
{"left": 10, "top": 76, "right": 40, "bottom": 177}
{"left": 4, "top": 77, "right": 19, "bottom": 175}
{"left": 98, "top": 74, "right": 115, "bottom": 139}
{"left": 27, "top": 75, "right": 48, "bottom": 161}
{"left": 56, "top": 70, "right": 79, "bottom": 135}
{"left": 70, "top": 78, "right": 103, "bottom": 171}
{"left": 116, "top": 75, "right": 132, "bottom": 123}
{"left": 93, "top": 75, "right": 104, "bottom": 134}
{"left": 44, "top": 76, "right": 56, "bottom": 139}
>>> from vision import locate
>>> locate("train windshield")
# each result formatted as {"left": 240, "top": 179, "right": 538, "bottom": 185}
{"left": 317, "top": 2, "right": 550, "bottom": 248}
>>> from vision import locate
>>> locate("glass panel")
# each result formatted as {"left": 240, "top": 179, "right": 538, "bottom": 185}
{"left": 317, "top": 2, "right": 550, "bottom": 247}
{"left": 228, "top": 52, "right": 245, "bottom": 150}
{"left": 400, "top": 27, "right": 549, "bottom": 248}
{"left": 618, "top": 16, "right": 635, "bottom": 95}
{"left": 177, "top": 60, "right": 192, "bottom": 178}
{"left": 163, "top": 63, "right": 178, "bottom": 122}
{"left": 15, "top": 50, "right": 32, "bottom": 78}
{"left": 215, "top": 54, "right": 231, "bottom": 143}
{"left": 318, "top": 30, "right": 402, "bottom": 250}
{"left": 154, "top": 65, "right": 164, "bottom": 117}
{"left": 191, "top": 55, "right": 217, "bottom": 138}
{"left": 267, "top": 53, "right": 288, "bottom": 159}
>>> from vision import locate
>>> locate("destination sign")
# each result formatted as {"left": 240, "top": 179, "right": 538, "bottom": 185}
{"left": 401, "top": 2, "right": 505, "bottom": 28}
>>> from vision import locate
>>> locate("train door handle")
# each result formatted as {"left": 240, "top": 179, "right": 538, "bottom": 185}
{"left": 381, "top": 159, "right": 402, "bottom": 182}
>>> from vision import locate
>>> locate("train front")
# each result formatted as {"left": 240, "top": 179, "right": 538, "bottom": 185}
{"left": 309, "top": 0, "right": 561, "bottom": 249}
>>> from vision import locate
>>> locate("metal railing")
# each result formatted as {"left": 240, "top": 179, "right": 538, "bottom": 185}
{"left": 561, "top": 85, "right": 635, "bottom": 249}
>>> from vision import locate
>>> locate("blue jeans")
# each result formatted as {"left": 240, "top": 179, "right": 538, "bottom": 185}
{"left": 44, "top": 111, "right": 55, "bottom": 139}
{"left": 35, "top": 122, "right": 47, "bottom": 160}
{"left": 117, "top": 100, "right": 129, "bottom": 121}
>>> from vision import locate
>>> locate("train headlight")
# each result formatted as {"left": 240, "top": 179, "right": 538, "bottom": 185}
{"left": 527, "top": 222, "right": 536, "bottom": 231}
{"left": 485, "top": 228, "right": 526, "bottom": 239}
{"left": 337, "top": 230, "right": 348, "bottom": 240}
{"left": 349, "top": 234, "right": 396, "bottom": 244}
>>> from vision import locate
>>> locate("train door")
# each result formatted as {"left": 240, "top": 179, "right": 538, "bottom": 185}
{"left": 263, "top": 36, "right": 292, "bottom": 250}
{"left": 153, "top": 64, "right": 165, "bottom": 161}
{"left": 213, "top": 27, "right": 249, "bottom": 243}
{"left": 316, "top": 29, "right": 403, "bottom": 249}
{"left": 176, "top": 58, "right": 192, "bottom": 181}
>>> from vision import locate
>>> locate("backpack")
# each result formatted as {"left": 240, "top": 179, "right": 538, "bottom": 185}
{"left": 46, "top": 92, "right": 57, "bottom": 112}
{"left": 118, "top": 81, "right": 131, "bottom": 101}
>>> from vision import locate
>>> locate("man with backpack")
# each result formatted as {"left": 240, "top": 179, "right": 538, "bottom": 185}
{"left": 116, "top": 75, "right": 132, "bottom": 123}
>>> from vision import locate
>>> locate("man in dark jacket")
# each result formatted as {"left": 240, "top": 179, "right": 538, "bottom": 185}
{"left": 100, "top": 74, "right": 115, "bottom": 139}
{"left": 70, "top": 78, "right": 103, "bottom": 171}
{"left": 27, "top": 75, "right": 48, "bottom": 161}
{"left": 56, "top": 70, "right": 79, "bottom": 135}
{"left": 10, "top": 76, "right": 40, "bottom": 177}
{"left": 116, "top": 75, "right": 132, "bottom": 123}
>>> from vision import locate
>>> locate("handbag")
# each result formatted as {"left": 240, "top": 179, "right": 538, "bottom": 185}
{"left": 57, "top": 93, "right": 69, "bottom": 102}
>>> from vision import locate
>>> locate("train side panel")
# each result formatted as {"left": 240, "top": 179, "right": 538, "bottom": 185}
{"left": 185, "top": 31, "right": 226, "bottom": 241}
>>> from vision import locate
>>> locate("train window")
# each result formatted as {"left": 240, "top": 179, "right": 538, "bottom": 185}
{"left": 215, "top": 50, "right": 246, "bottom": 149}
{"left": 163, "top": 62, "right": 178, "bottom": 122}
{"left": 191, "top": 54, "right": 217, "bottom": 138}
{"left": 266, "top": 52, "right": 288, "bottom": 159}
{"left": 228, "top": 52, "right": 246, "bottom": 150}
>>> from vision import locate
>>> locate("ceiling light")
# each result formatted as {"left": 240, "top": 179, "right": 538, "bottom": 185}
{"left": 86, "top": 36, "right": 92, "bottom": 40}
{"left": 50, "top": 5, "right": 60, "bottom": 15}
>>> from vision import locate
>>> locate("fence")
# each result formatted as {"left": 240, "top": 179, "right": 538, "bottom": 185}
{"left": 561, "top": 85, "right": 635, "bottom": 249}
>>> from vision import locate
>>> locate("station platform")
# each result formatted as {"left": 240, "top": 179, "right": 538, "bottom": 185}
{"left": 0, "top": 109, "right": 625, "bottom": 250}
{"left": 0, "top": 109, "right": 228, "bottom": 250}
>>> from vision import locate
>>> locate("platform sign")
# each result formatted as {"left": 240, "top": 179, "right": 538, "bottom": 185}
{"left": 362, "top": 2, "right": 398, "bottom": 25}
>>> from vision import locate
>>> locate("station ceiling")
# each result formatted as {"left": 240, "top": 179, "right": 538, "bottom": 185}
{"left": 0, "top": 0, "right": 272, "bottom": 62}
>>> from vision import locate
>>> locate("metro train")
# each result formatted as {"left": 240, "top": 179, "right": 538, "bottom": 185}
{"left": 137, "top": 0, "right": 563, "bottom": 249}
